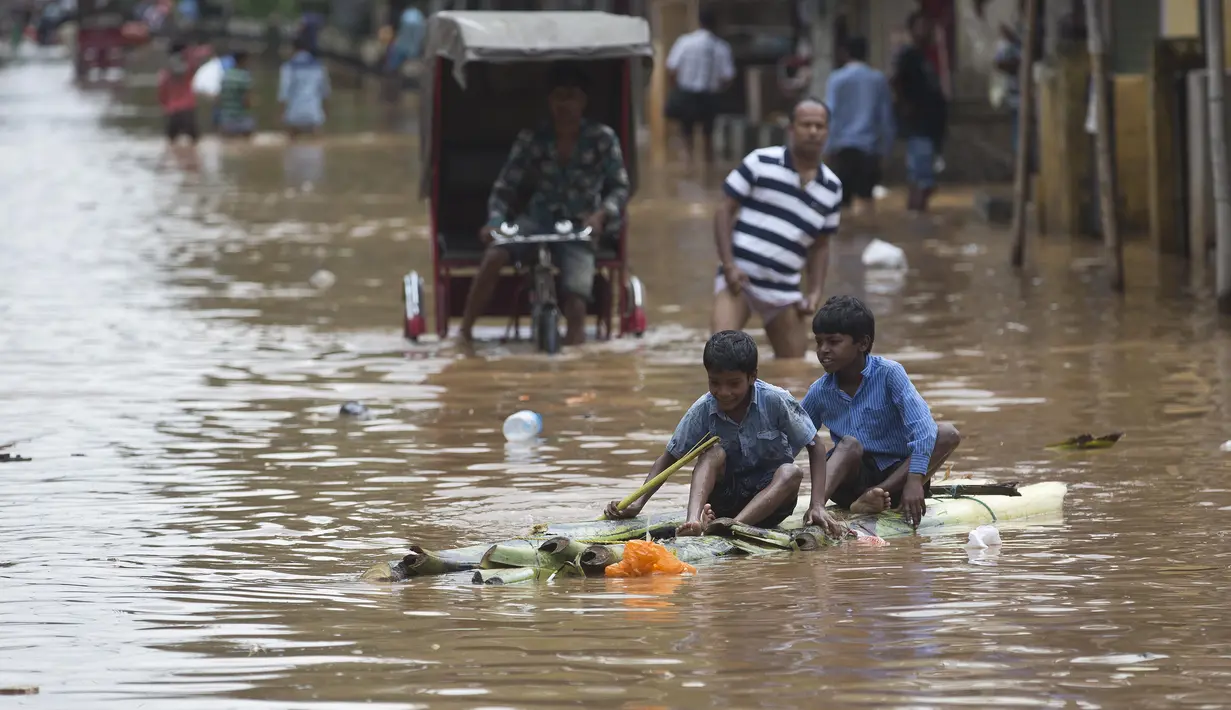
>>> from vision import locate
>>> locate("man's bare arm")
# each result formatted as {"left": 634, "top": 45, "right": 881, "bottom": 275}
{"left": 804, "top": 234, "right": 830, "bottom": 308}
{"left": 714, "top": 195, "right": 741, "bottom": 270}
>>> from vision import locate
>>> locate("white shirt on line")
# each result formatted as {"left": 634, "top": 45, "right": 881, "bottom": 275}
{"left": 666, "top": 29, "right": 736, "bottom": 94}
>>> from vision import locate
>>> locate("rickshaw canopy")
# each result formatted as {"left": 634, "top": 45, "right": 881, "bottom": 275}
{"left": 426, "top": 11, "right": 652, "bottom": 88}
{"left": 418, "top": 11, "right": 652, "bottom": 201}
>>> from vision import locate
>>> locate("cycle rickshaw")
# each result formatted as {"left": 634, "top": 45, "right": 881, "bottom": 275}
{"left": 403, "top": 11, "right": 651, "bottom": 351}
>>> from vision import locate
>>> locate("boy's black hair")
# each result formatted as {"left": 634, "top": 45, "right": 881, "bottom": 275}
{"left": 789, "top": 97, "right": 831, "bottom": 124}
{"left": 812, "top": 295, "right": 875, "bottom": 351}
{"left": 233, "top": 49, "right": 250, "bottom": 63}
{"left": 703, "top": 330, "right": 758, "bottom": 375}
{"left": 847, "top": 36, "right": 869, "bottom": 62}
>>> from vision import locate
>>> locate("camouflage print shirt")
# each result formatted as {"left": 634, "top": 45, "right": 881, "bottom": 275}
{"left": 485, "top": 120, "right": 631, "bottom": 230}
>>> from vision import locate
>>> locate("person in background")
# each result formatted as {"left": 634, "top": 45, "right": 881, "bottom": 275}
{"left": 824, "top": 37, "right": 894, "bottom": 218}
{"left": 279, "top": 36, "right": 331, "bottom": 137}
{"left": 385, "top": 3, "right": 425, "bottom": 75}
{"left": 216, "top": 49, "right": 254, "bottom": 138}
{"left": 664, "top": 6, "right": 734, "bottom": 165}
{"left": 158, "top": 38, "right": 210, "bottom": 147}
{"left": 10, "top": 0, "right": 34, "bottom": 51}
{"left": 892, "top": 12, "right": 947, "bottom": 215}
{"left": 176, "top": 0, "right": 198, "bottom": 26}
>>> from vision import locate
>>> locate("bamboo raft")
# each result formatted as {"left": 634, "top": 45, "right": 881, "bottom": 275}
{"left": 360, "top": 482, "right": 1068, "bottom": 585}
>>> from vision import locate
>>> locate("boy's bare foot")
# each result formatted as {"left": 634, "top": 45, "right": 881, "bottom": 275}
{"left": 676, "top": 504, "right": 715, "bottom": 537}
{"left": 850, "top": 487, "right": 892, "bottom": 515}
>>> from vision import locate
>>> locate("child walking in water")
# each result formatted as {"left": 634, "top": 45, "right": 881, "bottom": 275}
{"left": 801, "top": 296, "right": 962, "bottom": 528}
{"left": 279, "top": 37, "right": 331, "bottom": 137}
{"left": 603, "top": 330, "right": 843, "bottom": 537}
{"left": 158, "top": 40, "right": 211, "bottom": 146}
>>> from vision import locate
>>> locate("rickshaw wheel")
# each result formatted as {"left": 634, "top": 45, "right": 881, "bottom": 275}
{"left": 536, "top": 304, "right": 561, "bottom": 355}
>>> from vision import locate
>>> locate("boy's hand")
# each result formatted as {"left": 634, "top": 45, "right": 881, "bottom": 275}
{"left": 804, "top": 504, "right": 846, "bottom": 539}
{"left": 603, "top": 499, "right": 642, "bottom": 520}
{"left": 900, "top": 475, "right": 927, "bottom": 529}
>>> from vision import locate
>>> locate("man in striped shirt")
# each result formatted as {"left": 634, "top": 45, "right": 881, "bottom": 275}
{"left": 800, "top": 296, "right": 961, "bottom": 528}
{"left": 712, "top": 99, "right": 840, "bottom": 359}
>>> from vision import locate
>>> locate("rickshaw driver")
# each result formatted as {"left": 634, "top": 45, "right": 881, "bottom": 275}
{"left": 458, "top": 63, "right": 632, "bottom": 346}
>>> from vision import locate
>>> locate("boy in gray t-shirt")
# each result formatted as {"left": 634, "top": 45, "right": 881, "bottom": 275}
{"left": 603, "top": 330, "right": 842, "bottom": 537}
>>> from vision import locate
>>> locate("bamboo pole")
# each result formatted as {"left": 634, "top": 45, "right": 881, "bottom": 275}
{"left": 1010, "top": 0, "right": 1039, "bottom": 268}
{"left": 604, "top": 434, "right": 719, "bottom": 517}
{"left": 1204, "top": 0, "right": 1231, "bottom": 312}
{"left": 1085, "top": 0, "right": 1124, "bottom": 292}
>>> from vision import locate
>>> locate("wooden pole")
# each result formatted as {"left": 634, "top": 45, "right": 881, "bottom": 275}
{"left": 1010, "top": 0, "right": 1038, "bottom": 268}
{"left": 1204, "top": 0, "right": 1231, "bottom": 312}
{"left": 1085, "top": 0, "right": 1123, "bottom": 292}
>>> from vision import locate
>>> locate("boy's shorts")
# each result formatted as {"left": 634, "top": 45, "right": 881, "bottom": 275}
{"left": 166, "top": 109, "right": 199, "bottom": 142}
{"left": 826, "top": 440, "right": 929, "bottom": 509}
{"left": 708, "top": 468, "right": 797, "bottom": 529}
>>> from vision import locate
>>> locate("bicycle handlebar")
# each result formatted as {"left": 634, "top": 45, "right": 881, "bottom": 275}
{"left": 489, "top": 223, "right": 593, "bottom": 245}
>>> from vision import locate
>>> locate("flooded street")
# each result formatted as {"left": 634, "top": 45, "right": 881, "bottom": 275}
{"left": 6, "top": 56, "right": 1231, "bottom": 709}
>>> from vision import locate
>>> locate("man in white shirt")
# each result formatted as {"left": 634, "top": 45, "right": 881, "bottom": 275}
{"left": 665, "top": 7, "right": 735, "bottom": 164}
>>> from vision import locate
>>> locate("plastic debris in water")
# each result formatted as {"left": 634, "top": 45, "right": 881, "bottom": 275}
{"left": 966, "top": 524, "right": 1002, "bottom": 549}
{"left": 605, "top": 539, "right": 696, "bottom": 578}
{"left": 309, "top": 269, "right": 336, "bottom": 289}
{"left": 339, "top": 401, "right": 369, "bottom": 418}
{"left": 502, "top": 411, "right": 542, "bottom": 442}
{"left": 1221, "top": 440, "right": 1231, "bottom": 453}
{"left": 861, "top": 238, "right": 908, "bottom": 271}
{"left": 851, "top": 530, "right": 889, "bottom": 546}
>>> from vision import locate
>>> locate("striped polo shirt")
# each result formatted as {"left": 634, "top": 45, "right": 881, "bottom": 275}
{"left": 721, "top": 145, "right": 842, "bottom": 306}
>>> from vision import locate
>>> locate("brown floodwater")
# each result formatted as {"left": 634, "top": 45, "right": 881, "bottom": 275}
{"left": 5, "top": 57, "right": 1231, "bottom": 709}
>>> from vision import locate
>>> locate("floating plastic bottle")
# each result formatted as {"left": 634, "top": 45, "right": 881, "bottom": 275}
{"left": 502, "top": 410, "right": 542, "bottom": 442}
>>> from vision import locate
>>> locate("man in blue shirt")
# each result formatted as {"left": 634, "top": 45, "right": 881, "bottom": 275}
{"left": 801, "top": 296, "right": 961, "bottom": 528}
{"left": 825, "top": 37, "right": 894, "bottom": 217}
{"left": 604, "top": 330, "right": 843, "bottom": 537}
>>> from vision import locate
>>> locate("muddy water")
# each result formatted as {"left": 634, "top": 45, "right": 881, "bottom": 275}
{"left": 5, "top": 58, "right": 1231, "bottom": 709}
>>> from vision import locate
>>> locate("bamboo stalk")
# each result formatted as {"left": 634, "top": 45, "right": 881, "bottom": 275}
{"left": 608, "top": 435, "right": 719, "bottom": 515}
{"left": 1010, "top": 0, "right": 1039, "bottom": 267}
{"left": 1086, "top": 0, "right": 1123, "bottom": 291}
{"left": 472, "top": 567, "right": 540, "bottom": 585}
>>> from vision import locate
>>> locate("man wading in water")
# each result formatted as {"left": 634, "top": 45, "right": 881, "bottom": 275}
{"left": 711, "top": 98, "right": 840, "bottom": 359}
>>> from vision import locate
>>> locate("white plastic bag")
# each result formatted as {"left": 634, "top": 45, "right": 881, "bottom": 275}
{"left": 966, "top": 524, "right": 1002, "bottom": 549}
{"left": 861, "top": 238, "right": 907, "bottom": 271}
{"left": 192, "top": 57, "right": 223, "bottom": 97}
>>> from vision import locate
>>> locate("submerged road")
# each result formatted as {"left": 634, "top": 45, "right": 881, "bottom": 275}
{"left": 3, "top": 57, "right": 1231, "bottom": 708}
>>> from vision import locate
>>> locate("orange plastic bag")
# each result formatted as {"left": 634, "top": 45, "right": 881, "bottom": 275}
{"left": 604, "top": 539, "right": 697, "bottom": 578}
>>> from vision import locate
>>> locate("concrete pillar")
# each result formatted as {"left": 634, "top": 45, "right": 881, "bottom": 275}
{"left": 1043, "top": 0, "right": 1063, "bottom": 59}
{"left": 805, "top": 0, "right": 834, "bottom": 100}
{"left": 647, "top": 0, "right": 697, "bottom": 166}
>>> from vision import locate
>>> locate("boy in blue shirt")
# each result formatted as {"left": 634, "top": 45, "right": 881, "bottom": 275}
{"left": 604, "top": 330, "right": 843, "bottom": 537}
{"left": 801, "top": 296, "right": 961, "bottom": 527}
